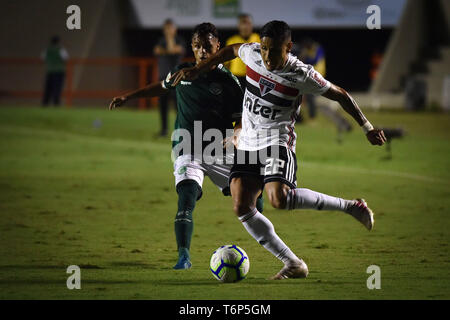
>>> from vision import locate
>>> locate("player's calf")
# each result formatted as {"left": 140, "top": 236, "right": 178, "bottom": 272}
{"left": 173, "top": 180, "right": 200, "bottom": 270}
{"left": 285, "top": 188, "right": 350, "bottom": 211}
{"left": 284, "top": 188, "right": 374, "bottom": 230}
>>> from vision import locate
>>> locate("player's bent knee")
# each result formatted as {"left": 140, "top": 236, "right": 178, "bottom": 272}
{"left": 266, "top": 184, "right": 289, "bottom": 209}
{"left": 176, "top": 179, "right": 202, "bottom": 209}
{"left": 267, "top": 193, "right": 287, "bottom": 209}
{"left": 176, "top": 179, "right": 201, "bottom": 195}
{"left": 269, "top": 197, "right": 286, "bottom": 209}
{"left": 233, "top": 202, "right": 254, "bottom": 217}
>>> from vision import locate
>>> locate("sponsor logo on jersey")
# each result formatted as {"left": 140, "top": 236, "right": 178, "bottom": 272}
{"left": 283, "top": 75, "right": 298, "bottom": 83}
{"left": 178, "top": 166, "right": 187, "bottom": 175}
{"left": 258, "top": 77, "right": 276, "bottom": 96}
{"left": 209, "top": 82, "right": 223, "bottom": 95}
{"left": 311, "top": 71, "right": 327, "bottom": 87}
{"left": 180, "top": 81, "right": 192, "bottom": 85}
{"left": 244, "top": 96, "right": 281, "bottom": 120}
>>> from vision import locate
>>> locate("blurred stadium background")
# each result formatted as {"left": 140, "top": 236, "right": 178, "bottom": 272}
{"left": 1, "top": 0, "right": 449, "bottom": 110}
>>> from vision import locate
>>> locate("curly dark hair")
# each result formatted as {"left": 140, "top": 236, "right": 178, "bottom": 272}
{"left": 192, "top": 22, "right": 219, "bottom": 40}
{"left": 260, "top": 20, "right": 291, "bottom": 42}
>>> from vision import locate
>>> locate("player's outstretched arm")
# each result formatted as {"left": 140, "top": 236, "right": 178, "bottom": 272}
{"left": 109, "top": 81, "right": 168, "bottom": 110}
{"left": 170, "top": 43, "right": 242, "bottom": 86}
{"left": 322, "top": 83, "right": 387, "bottom": 146}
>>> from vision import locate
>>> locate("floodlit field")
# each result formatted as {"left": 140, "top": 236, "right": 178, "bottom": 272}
{"left": 0, "top": 106, "right": 449, "bottom": 299}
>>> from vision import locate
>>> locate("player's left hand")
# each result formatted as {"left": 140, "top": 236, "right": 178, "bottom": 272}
{"left": 366, "top": 129, "right": 387, "bottom": 146}
{"left": 223, "top": 127, "right": 241, "bottom": 149}
{"left": 170, "top": 67, "right": 200, "bottom": 86}
{"left": 109, "top": 96, "right": 128, "bottom": 110}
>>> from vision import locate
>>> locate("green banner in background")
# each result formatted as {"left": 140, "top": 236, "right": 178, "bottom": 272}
{"left": 213, "top": 0, "right": 240, "bottom": 18}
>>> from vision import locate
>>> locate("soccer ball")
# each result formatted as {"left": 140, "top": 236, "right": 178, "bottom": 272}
{"left": 210, "top": 245, "right": 250, "bottom": 283}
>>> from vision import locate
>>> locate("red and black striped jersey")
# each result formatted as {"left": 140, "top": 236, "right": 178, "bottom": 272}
{"left": 237, "top": 42, "right": 331, "bottom": 151}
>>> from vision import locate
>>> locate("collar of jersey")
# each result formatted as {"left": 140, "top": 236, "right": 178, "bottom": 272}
{"left": 269, "top": 55, "right": 293, "bottom": 74}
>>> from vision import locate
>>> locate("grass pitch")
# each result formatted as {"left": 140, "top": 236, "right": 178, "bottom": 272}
{"left": 0, "top": 105, "right": 449, "bottom": 299}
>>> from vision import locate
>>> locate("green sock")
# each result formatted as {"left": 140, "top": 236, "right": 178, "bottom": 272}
{"left": 177, "top": 247, "right": 190, "bottom": 259}
{"left": 175, "top": 209, "right": 193, "bottom": 259}
{"left": 175, "top": 180, "right": 201, "bottom": 259}
{"left": 256, "top": 195, "right": 264, "bottom": 213}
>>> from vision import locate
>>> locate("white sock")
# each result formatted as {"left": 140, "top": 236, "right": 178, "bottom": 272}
{"left": 238, "top": 208, "right": 301, "bottom": 266}
{"left": 286, "top": 188, "right": 351, "bottom": 211}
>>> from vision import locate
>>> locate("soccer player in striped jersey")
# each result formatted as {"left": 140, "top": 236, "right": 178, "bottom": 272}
{"left": 170, "top": 20, "right": 386, "bottom": 279}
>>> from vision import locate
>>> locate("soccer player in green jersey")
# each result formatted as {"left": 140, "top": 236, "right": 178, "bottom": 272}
{"left": 109, "top": 23, "right": 263, "bottom": 270}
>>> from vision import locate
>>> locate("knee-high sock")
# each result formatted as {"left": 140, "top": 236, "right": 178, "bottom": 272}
{"left": 285, "top": 188, "right": 351, "bottom": 211}
{"left": 239, "top": 208, "right": 301, "bottom": 266}
{"left": 175, "top": 180, "right": 200, "bottom": 257}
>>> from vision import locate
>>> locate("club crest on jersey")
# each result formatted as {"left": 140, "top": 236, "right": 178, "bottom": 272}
{"left": 258, "top": 77, "right": 275, "bottom": 96}
{"left": 209, "top": 82, "right": 223, "bottom": 95}
{"left": 178, "top": 166, "right": 187, "bottom": 175}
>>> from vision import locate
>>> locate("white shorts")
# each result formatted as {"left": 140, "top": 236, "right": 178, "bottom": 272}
{"left": 173, "top": 154, "right": 234, "bottom": 199}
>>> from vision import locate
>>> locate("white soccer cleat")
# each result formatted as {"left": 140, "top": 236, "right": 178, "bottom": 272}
{"left": 346, "top": 198, "right": 374, "bottom": 231}
{"left": 270, "top": 260, "right": 309, "bottom": 280}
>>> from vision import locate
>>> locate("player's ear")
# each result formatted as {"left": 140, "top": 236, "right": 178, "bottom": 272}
{"left": 286, "top": 41, "right": 293, "bottom": 53}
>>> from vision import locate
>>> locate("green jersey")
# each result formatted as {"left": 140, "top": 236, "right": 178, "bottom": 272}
{"left": 163, "top": 62, "right": 243, "bottom": 152}
{"left": 43, "top": 45, "right": 68, "bottom": 73}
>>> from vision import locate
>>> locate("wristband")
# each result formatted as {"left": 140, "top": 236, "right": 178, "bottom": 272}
{"left": 361, "top": 121, "right": 374, "bottom": 134}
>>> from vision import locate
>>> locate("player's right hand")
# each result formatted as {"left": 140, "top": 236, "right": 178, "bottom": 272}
{"left": 170, "top": 67, "right": 200, "bottom": 86}
{"left": 366, "top": 128, "right": 387, "bottom": 146}
{"left": 109, "top": 96, "right": 128, "bottom": 110}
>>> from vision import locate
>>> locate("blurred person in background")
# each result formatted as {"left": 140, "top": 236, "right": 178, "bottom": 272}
{"left": 41, "top": 36, "right": 69, "bottom": 106}
{"left": 369, "top": 48, "right": 383, "bottom": 81}
{"left": 225, "top": 13, "right": 260, "bottom": 88}
{"left": 299, "top": 37, "right": 326, "bottom": 120}
{"left": 154, "top": 19, "right": 186, "bottom": 137}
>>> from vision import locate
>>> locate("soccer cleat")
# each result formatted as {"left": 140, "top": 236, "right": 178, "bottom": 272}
{"left": 346, "top": 198, "right": 374, "bottom": 231}
{"left": 173, "top": 255, "right": 192, "bottom": 270}
{"left": 270, "top": 260, "right": 309, "bottom": 280}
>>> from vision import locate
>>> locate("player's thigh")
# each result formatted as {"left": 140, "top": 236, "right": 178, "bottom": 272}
{"left": 262, "top": 146, "right": 297, "bottom": 188}
{"left": 264, "top": 181, "right": 291, "bottom": 209}
{"left": 262, "top": 146, "right": 297, "bottom": 209}
{"left": 230, "top": 175, "right": 262, "bottom": 216}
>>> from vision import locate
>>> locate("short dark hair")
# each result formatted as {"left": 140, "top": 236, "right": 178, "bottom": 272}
{"left": 163, "top": 18, "right": 174, "bottom": 26}
{"left": 260, "top": 20, "right": 291, "bottom": 42}
{"left": 192, "top": 22, "right": 219, "bottom": 40}
{"left": 51, "top": 35, "right": 60, "bottom": 45}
